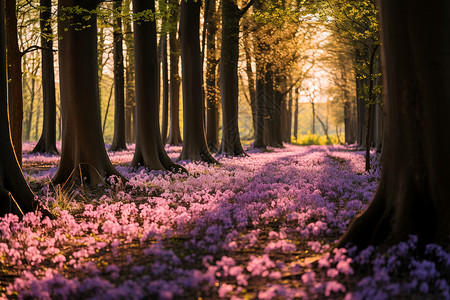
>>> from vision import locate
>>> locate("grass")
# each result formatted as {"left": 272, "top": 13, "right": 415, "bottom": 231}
{"left": 292, "top": 133, "right": 341, "bottom": 146}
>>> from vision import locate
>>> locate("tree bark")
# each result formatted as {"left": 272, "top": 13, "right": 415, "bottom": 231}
{"left": 110, "top": 0, "right": 127, "bottom": 151}
{"left": 293, "top": 87, "right": 298, "bottom": 140}
{"left": 218, "top": 0, "right": 248, "bottom": 156}
{"left": 167, "top": 0, "right": 182, "bottom": 145}
{"left": 178, "top": 0, "right": 217, "bottom": 163}
{"left": 253, "top": 60, "right": 266, "bottom": 149}
{"left": 53, "top": 0, "right": 124, "bottom": 186}
{"left": 160, "top": 35, "right": 169, "bottom": 143}
{"left": 0, "top": 0, "right": 37, "bottom": 216}
{"left": 124, "top": 0, "right": 135, "bottom": 144}
{"left": 205, "top": 0, "right": 219, "bottom": 153}
{"left": 339, "top": 0, "right": 450, "bottom": 249}
{"left": 33, "top": 0, "right": 58, "bottom": 155}
{"left": 5, "top": 0, "right": 23, "bottom": 165}
{"left": 130, "top": 0, "right": 183, "bottom": 172}
{"left": 24, "top": 75, "right": 35, "bottom": 142}
{"left": 243, "top": 22, "right": 256, "bottom": 138}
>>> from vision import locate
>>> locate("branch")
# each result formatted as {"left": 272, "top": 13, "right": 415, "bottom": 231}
{"left": 240, "top": 0, "right": 254, "bottom": 16}
{"left": 21, "top": 45, "right": 57, "bottom": 57}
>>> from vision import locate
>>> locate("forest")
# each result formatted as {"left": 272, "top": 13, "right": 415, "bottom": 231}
{"left": 0, "top": 0, "right": 449, "bottom": 299}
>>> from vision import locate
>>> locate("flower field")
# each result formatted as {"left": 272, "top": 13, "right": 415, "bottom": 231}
{"left": 1, "top": 144, "right": 449, "bottom": 299}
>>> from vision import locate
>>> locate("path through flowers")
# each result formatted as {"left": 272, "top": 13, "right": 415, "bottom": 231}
{"left": 1, "top": 144, "right": 449, "bottom": 299}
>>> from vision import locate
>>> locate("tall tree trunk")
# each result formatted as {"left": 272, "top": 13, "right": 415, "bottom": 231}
{"left": 263, "top": 69, "right": 274, "bottom": 146}
{"left": 110, "top": 0, "right": 127, "bottom": 151}
{"left": 270, "top": 73, "right": 283, "bottom": 147}
{"left": 218, "top": 0, "right": 251, "bottom": 156}
{"left": 5, "top": 0, "right": 23, "bottom": 165}
{"left": 284, "top": 87, "right": 293, "bottom": 143}
{"left": 167, "top": 0, "right": 182, "bottom": 145}
{"left": 294, "top": 87, "right": 298, "bottom": 140}
{"left": 0, "top": 0, "right": 37, "bottom": 216}
{"left": 339, "top": 0, "right": 450, "bottom": 249}
{"left": 364, "top": 45, "right": 379, "bottom": 171}
{"left": 53, "top": 0, "right": 124, "bottom": 186}
{"left": 34, "top": 104, "right": 40, "bottom": 141}
{"left": 178, "top": 0, "right": 217, "bottom": 163}
{"left": 243, "top": 22, "right": 256, "bottom": 137}
{"left": 97, "top": 26, "right": 105, "bottom": 110}
{"left": 33, "top": 0, "right": 58, "bottom": 154}
{"left": 253, "top": 61, "right": 266, "bottom": 148}
{"left": 24, "top": 76, "right": 35, "bottom": 142}
{"left": 159, "top": 0, "right": 169, "bottom": 143}
{"left": 252, "top": 0, "right": 267, "bottom": 149}
{"left": 205, "top": 0, "right": 219, "bottom": 152}
{"left": 123, "top": 0, "right": 135, "bottom": 144}
{"left": 130, "top": 0, "right": 183, "bottom": 172}
{"left": 160, "top": 35, "right": 169, "bottom": 143}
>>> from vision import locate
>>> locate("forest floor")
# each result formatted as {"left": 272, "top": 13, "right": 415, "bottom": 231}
{"left": 0, "top": 143, "right": 449, "bottom": 299}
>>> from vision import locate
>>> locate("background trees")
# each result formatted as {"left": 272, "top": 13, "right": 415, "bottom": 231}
{"left": 0, "top": 0, "right": 385, "bottom": 187}
{"left": 32, "top": 0, "right": 58, "bottom": 155}
{"left": 10, "top": 0, "right": 382, "bottom": 159}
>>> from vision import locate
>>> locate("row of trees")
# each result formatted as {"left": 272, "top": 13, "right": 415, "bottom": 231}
{"left": 1, "top": 0, "right": 383, "bottom": 213}
{"left": 0, "top": 0, "right": 449, "bottom": 252}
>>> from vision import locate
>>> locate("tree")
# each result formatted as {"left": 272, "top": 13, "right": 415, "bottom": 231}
{"left": 53, "top": 0, "right": 124, "bottom": 186}
{"left": 123, "top": 0, "right": 136, "bottom": 144}
{"left": 159, "top": 0, "right": 169, "bottom": 143}
{"left": 205, "top": 0, "right": 220, "bottom": 152}
{"left": 178, "top": 0, "right": 217, "bottom": 163}
{"left": 32, "top": 0, "right": 58, "bottom": 155}
{"left": 110, "top": 0, "right": 127, "bottom": 151}
{"left": 166, "top": 0, "right": 182, "bottom": 145}
{"left": 217, "top": 0, "right": 253, "bottom": 156}
{"left": 6, "top": 0, "right": 24, "bottom": 164}
{"left": 251, "top": 0, "right": 307, "bottom": 148}
{"left": 338, "top": 0, "right": 450, "bottom": 249}
{"left": 130, "top": 0, "right": 183, "bottom": 172}
{"left": 0, "top": 0, "right": 37, "bottom": 216}
{"left": 321, "top": 0, "right": 381, "bottom": 169}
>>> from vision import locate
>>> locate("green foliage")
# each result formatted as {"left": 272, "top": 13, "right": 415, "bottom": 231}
{"left": 292, "top": 133, "right": 340, "bottom": 145}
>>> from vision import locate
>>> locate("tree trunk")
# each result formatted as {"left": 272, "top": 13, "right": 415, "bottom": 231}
{"left": 124, "top": 0, "right": 135, "bottom": 144}
{"left": 33, "top": 0, "right": 58, "bottom": 154}
{"left": 341, "top": 61, "right": 357, "bottom": 145}
{"left": 0, "top": 0, "right": 37, "bottom": 216}
{"left": 167, "top": 0, "right": 182, "bottom": 146}
{"left": 178, "top": 0, "right": 217, "bottom": 163}
{"left": 130, "top": 0, "right": 183, "bottom": 172}
{"left": 339, "top": 0, "right": 450, "bottom": 249}
{"left": 263, "top": 69, "right": 274, "bottom": 146}
{"left": 271, "top": 73, "right": 284, "bottom": 147}
{"left": 253, "top": 61, "right": 266, "bottom": 149}
{"left": 285, "top": 88, "right": 292, "bottom": 143}
{"left": 205, "top": 0, "right": 219, "bottom": 153}
{"left": 160, "top": 34, "right": 169, "bottom": 144}
{"left": 110, "top": 0, "right": 127, "bottom": 151}
{"left": 5, "top": 0, "right": 23, "bottom": 165}
{"left": 243, "top": 22, "right": 256, "bottom": 138}
{"left": 294, "top": 87, "right": 298, "bottom": 140}
{"left": 53, "top": 0, "right": 124, "bottom": 186}
{"left": 24, "top": 76, "right": 35, "bottom": 142}
{"left": 218, "top": 0, "right": 246, "bottom": 156}
{"left": 159, "top": 0, "right": 169, "bottom": 143}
